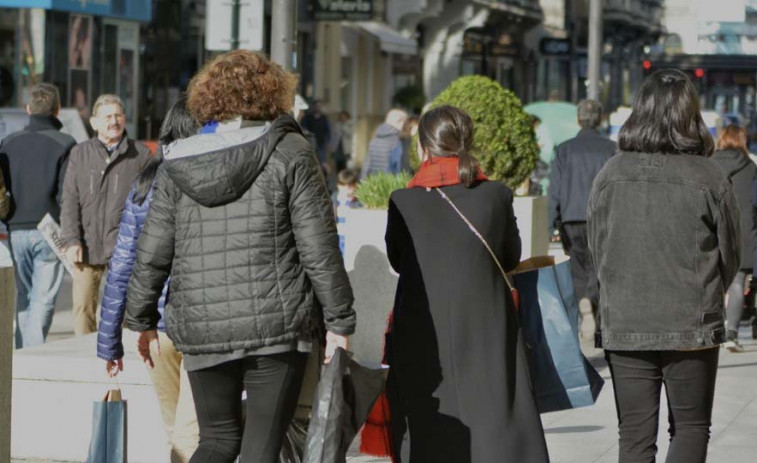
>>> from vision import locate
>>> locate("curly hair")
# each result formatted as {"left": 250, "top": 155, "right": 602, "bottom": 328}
{"left": 187, "top": 50, "right": 298, "bottom": 124}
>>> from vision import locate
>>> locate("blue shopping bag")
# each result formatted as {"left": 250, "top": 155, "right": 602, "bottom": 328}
{"left": 512, "top": 256, "right": 604, "bottom": 413}
{"left": 87, "top": 389, "right": 127, "bottom": 463}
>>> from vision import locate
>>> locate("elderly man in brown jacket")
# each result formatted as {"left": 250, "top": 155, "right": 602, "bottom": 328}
{"left": 61, "top": 94, "right": 150, "bottom": 335}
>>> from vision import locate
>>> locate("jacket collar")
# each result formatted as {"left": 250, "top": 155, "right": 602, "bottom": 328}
{"left": 26, "top": 115, "right": 63, "bottom": 132}
{"left": 94, "top": 136, "right": 130, "bottom": 161}
{"left": 577, "top": 127, "right": 601, "bottom": 138}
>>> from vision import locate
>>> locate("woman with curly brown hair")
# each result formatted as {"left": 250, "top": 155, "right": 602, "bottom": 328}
{"left": 125, "top": 50, "right": 356, "bottom": 462}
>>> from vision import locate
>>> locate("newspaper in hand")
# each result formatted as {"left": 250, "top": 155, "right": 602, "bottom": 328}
{"left": 37, "top": 213, "right": 75, "bottom": 275}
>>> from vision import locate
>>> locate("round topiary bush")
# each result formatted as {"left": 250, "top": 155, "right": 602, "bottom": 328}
{"left": 412, "top": 75, "right": 538, "bottom": 190}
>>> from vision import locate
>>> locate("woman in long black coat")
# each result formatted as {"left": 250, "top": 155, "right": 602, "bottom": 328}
{"left": 385, "top": 105, "right": 549, "bottom": 462}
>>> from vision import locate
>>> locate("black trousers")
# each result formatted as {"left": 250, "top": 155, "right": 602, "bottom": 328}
{"left": 606, "top": 349, "right": 719, "bottom": 463}
{"left": 560, "top": 222, "right": 599, "bottom": 312}
{"left": 187, "top": 352, "right": 307, "bottom": 463}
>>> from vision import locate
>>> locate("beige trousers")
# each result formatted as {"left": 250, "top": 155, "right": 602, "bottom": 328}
{"left": 148, "top": 331, "right": 199, "bottom": 463}
{"left": 72, "top": 263, "right": 106, "bottom": 335}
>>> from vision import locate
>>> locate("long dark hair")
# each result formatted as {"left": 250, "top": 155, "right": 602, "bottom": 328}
{"left": 134, "top": 96, "right": 198, "bottom": 205}
{"left": 418, "top": 105, "right": 480, "bottom": 187}
{"left": 619, "top": 69, "right": 714, "bottom": 156}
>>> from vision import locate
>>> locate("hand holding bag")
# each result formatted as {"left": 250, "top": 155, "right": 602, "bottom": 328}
{"left": 303, "top": 348, "right": 387, "bottom": 463}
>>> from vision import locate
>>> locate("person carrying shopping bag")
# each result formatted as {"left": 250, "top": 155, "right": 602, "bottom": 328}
{"left": 384, "top": 105, "right": 548, "bottom": 462}
{"left": 97, "top": 97, "right": 199, "bottom": 462}
{"left": 125, "top": 50, "right": 356, "bottom": 463}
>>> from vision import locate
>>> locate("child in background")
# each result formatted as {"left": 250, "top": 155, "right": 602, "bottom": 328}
{"left": 334, "top": 169, "right": 361, "bottom": 211}
{"left": 334, "top": 169, "right": 362, "bottom": 254}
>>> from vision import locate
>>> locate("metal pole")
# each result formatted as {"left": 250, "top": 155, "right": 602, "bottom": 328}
{"left": 271, "top": 0, "right": 297, "bottom": 70}
{"left": 230, "top": 0, "right": 241, "bottom": 50}
{"left": 0, "top": 267, "right": 15, "bottom": 463}
{"left": 587, "top": 0, "right": 603, "bottom": 101}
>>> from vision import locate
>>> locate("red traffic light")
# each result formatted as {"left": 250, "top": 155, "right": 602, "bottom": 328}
{"left": 695, "top": 68, "right": 705, "bottom": 78}
{"left": 642, "top": 60, "right": 652, "bottom": 70}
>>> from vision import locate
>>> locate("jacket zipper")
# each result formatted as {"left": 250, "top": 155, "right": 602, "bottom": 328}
{"left": 114, "top": 173, "right": 119, "bottom": 195}
{"left": 90, "top": 169, "right": 94, "bottom": 195}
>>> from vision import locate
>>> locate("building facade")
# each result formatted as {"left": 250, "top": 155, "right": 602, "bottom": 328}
{"left": 307, "top": 0, "right": 419, "bottom": 166}
{"left": 648, "top": 0, "right": 757, "bottom": 125}
{"left": 391, "top": 0, "right": 543, "bottom": 103}
{"left": 0, "top": 0, "right": 152, "bottom": 137}
{"left": 526, "top": 0, "right": 664, "bottom": 110}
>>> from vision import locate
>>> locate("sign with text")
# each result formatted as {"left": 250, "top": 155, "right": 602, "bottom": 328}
{"left": 206, "top": 0, "right": 264, "bottom": 51}
{"left": 540, "top": 38, "right": 571, "bottom": 56}
{"left": 313, "top": 0, "right": 373, "bottom": 21}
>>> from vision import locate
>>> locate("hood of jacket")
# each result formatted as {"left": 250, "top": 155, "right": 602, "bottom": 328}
{"left": 163, "top": 115, "right": 302, "bottom": 207}
{"left": 374, "top": 123, "right": 400, "bottom": 140}
{"left": 712, "top": 149, "right": 752, "bottom": 178}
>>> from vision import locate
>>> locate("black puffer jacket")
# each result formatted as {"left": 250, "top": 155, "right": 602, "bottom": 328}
{"left": 125, "top": 116, "right": 356, "bottom": 354}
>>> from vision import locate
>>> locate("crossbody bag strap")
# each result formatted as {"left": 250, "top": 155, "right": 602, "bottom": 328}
{"left": 434, "top": 187, "right": 517, "bottom": 295}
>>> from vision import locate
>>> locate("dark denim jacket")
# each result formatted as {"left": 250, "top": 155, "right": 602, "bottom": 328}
{"left": 588, "top": 151, "right": 741, "bottom": 350}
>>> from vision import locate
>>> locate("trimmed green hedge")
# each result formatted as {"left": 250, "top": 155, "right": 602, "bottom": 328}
{"left": 412, "top": 75, "right": 538, "bottom": 189}
{"left": 354, "top": 172, "right": 412, "bottom": 210}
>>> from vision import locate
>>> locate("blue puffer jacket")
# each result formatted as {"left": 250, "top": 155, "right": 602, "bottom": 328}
{"left": 97, "top": 184, "right": 168, "bottom": 361}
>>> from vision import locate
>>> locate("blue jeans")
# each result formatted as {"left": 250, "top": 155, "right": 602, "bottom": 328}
{"left": 9, "top": 229, "right": 65, "bottom": 348}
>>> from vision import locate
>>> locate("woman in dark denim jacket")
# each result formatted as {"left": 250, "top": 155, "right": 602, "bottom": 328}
{"left": 588, "top": 69, "right": 741, "bottom": 463}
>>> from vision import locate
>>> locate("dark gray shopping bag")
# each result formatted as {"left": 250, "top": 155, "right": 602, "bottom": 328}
{"left": 87, "top": 389, "right": 127, "bottom": 463}
{"left": 512, "top": 256, "right": 604, "bottom": 413}
{"left": 303, "top": 348, "right": 387, "bottom": 463}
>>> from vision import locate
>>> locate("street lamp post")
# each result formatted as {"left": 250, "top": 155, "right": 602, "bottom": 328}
{"left": 587, "top": 0, "right": 603, "bottom": 101}
{"left": 271, "top": 0, "right": 297, "bottom": 70}
{"left": 230, "top": 0, "right": 241, "bottom": 50}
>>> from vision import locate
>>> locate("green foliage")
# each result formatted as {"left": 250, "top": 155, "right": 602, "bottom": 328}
{"left": 392, "top": 84, "right": 425, "bottom": 114}
{"left": 354, "top": 172, "right": 413, "bottom": 210}
{"left": 411, "top": 75, "right": 539, "bottom": 189}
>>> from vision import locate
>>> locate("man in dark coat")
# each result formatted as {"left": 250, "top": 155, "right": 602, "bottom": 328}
{"left": 0, "top": 83, "right": 75, "bottom": 347}
{"left": 548, "top": 99, "right": 616, "bottom": 339}
{"left": 300, "top": 100, "right": 331, "bottom": 164}
{"left": 60, "top": 94, "right": 150, "bottom": 335}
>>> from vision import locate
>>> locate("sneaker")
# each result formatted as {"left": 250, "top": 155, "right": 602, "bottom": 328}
{"left": 723, "top": 330, "right": 745, "bottom": 352}
{"left": 579, "top": 298, "right": 596, "bottom": 341}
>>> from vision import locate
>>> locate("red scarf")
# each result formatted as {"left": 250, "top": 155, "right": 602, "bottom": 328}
{"left": 407, "top": 156, "right": 488, "bottom": 188}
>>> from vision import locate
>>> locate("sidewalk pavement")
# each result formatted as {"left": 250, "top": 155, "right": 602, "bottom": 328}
{"left": 13, "top": 275, "right": 757, "bottom": 462}
{"left": 347, "top": 331, "right": 757, "bottom": 463}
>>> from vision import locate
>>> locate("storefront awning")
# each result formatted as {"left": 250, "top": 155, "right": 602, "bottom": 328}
{"left": 0, "top": 0, "right": 152, "bottom": 22}
{"left": 353, "top": 21, "right": 418, "bottom": 56}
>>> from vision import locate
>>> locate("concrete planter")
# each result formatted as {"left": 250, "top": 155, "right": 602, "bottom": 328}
{"left": 340, "top": 195, "right": 549, "bottom": 365}
{"left": 340, "top": 208, "right": 397, "bottom": 366}
{"left": 513, "top": 195, "right": 549, "bottom": 260}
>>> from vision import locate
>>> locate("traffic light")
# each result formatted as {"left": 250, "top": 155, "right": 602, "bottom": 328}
{"left": 695, "top": 68, "right": 705, "bottom": 79}
{"left": 642, "top": 59, "right": 653, "bottom": 76}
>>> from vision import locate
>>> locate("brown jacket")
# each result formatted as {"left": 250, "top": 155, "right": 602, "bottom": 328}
{"left": 60, "top": 137, "right": 150, "bottom": 265}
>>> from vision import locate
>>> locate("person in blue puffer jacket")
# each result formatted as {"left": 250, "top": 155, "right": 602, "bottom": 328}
{"left": 96, "top": 97, "right": 199, "bottom": 462}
